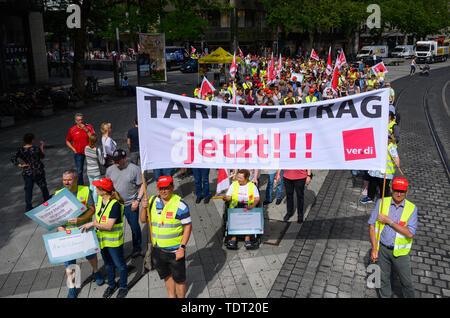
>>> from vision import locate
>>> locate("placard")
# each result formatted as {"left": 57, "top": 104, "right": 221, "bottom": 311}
{"left": 25, "top": 188, "right": 86, "bottom": 231}
{"left": 43, "top": 229, "right": 100, "bottom": 264}
{"left": 227, "top": 208, "right": 264, "bottom": 235}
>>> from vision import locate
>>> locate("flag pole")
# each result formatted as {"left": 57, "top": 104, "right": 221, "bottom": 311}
{"left": 141, "top": 172, "right": 154, "bottom": 246}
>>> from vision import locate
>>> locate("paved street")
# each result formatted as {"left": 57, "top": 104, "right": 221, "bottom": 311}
{"left": 0, "top": 60, "right": 449, "bottom": 298}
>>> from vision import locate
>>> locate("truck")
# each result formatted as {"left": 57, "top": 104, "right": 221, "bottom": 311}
{"left": 391, "top": 45, "right": 415, "bottom": 58}
{"left": 414, "top": 40, "right": 449, "bottom": 63}
{"left": 356, "top": 45, "right": 389, "bottom": 59}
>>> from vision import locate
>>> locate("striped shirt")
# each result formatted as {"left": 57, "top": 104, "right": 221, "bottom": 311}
{"left": 154, "top": 195, "right": 191, "bottom": 252}
{"left": 84, "top": 146, "right": 104, "bottom": 178}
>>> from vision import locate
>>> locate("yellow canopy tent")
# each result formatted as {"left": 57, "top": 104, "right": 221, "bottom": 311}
{"left": 198, "top": 47, "right": 242, "bottom": 64}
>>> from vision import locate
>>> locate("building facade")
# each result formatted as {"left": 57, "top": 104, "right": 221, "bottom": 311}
{"left": 0, "top": 0, "right": 48, "bottom": 93}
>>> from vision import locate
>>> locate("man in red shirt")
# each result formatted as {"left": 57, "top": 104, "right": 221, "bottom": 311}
{"left": 66, "top": 113, "right": 94, "bottom": 185}
{"left": 276, "top": 169, "right": 312, "bottom": 223}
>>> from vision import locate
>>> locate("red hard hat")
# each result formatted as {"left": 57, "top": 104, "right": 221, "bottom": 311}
{"left": 309, "top": 88, "right": 315, "bottom": 93}
{"left": 246, "top": 76, "right": 250, "bottom": 80}
{"left": 92, "top": 178, "right": 114, "bottom": 192}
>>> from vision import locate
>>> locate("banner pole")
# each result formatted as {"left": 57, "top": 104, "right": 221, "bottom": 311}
{"left": 376, "top": 171, "right": 387, "bottom": 247}
{"left": 141, "top": 172, "right": 154, "bottom": 246}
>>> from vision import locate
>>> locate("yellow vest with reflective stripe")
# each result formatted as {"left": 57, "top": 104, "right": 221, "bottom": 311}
{"left": 305, "top": 96, "right": 317, "bottom": 103}
{"left": 194, "top": 88, "right": 200, "bottom": 97}
{"left": 368, "top": 79, "right": 376, "bottom": 86}
{"left": 230, "top": 181, "right": 255, "bottom": 209}
{"left": 150, "top": 194, "right": 184, "bottom": 249}
{"left": 95, "top": 197, "right": 124, "bottom": 249}
{"left": 388, "top": 121, "right": 396, "bottom": 133}
{"left": 284, "top": 97, "right": 296, "bottom": 105}
{"left": 386, "top": 142, "right": 397, "bottom": 176}
{"left": 375, "top": 197, "right": 415, "bottom": 257}
{"left": 56, "top": 186, "right": 90, "bottom": 230}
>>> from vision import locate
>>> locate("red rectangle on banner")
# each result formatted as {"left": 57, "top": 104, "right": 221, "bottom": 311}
{"left": 342, "top": 128, "right": 377, "bottom": 161}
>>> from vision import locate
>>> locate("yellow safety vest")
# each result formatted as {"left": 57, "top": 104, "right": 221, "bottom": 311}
{"left": 194, "top": 88, "right": 200, "bottom": 97}
{"left": 284, "top": 97, "right": 296, "bottom": 105}
{"left": 368, "top": 79, "right": 376, "bottom": 86}
{"left": 386, "top": 142, "right": 398, "bottom": 176}
{"left": 95, "top": 197, "right": 124, "bottom": 249}
{"left": 305, "top": 96, "right": 317, "bottom": 103}
{"left": 375, "top": 197, "right": 415, "bottom": 257}
{"left": 251, "top": 67, "right": 257, "bottom": 77}
{"left": 230, "top": 181, "right": 255, "bottom": 209}
{"left": 55, "top": 186, "right": 90, "bottom": 230}
{"left": 150, "top": 194, "right": 184, "bottom": 249}
{"left": 243, "top": 82, "right": 252, "bottom": 90}
{"left": 388, "top": 121, "right": 397, "bottom": 134}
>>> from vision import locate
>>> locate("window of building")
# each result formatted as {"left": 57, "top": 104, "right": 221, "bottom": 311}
{"left": 245, "top": 10, "right": 255, "bottom": 28}
{"left": 221, "top": 11, "right": 230, "bottom": 28}
{"left": 238, "top": 10, "right": 245, "bottom": 28}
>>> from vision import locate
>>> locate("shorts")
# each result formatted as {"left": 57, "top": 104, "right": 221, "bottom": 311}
{"left": 151, "top": 247, "right": 186, "bottom": 283}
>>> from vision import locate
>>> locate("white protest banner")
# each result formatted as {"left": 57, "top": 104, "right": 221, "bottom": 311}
{"left": 227, "top": 208, "right": 264, "bottom": 235}
{"left": 43, "top": 229, "right": 100, "bottom": 264}
{"left": 25, "top": 188, "right": 87, "bottom": 231}
{"left": 137, "top": 87, "right": 389, "bottom": 170}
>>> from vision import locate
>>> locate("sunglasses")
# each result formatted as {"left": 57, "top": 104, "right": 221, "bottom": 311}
{"left": 392, "top": 189, "right": 406, "bottom": 194}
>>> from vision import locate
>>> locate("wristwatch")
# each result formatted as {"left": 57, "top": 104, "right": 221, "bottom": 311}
{"left": 136, "top": 197, "right": 142, "bottom": 203}
{"left": 180, "top": 244, "right": 186, "bottom": 249}
{"left": 307, "top": 173, "right": 313, "bottom": 179}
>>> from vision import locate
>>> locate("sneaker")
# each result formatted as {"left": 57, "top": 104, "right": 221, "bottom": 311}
{"left": 263, "top": 200, "right": 272, "bottom": 205}
{"left": 93, "top": 271, "right": 104, "bottom": 286}
{"left": 204, "top": 197, "right": 211, "bottom": 204}
{"left": 117, "top": 288, "right": 128, "bottom": 298}
{"left": 283, "top": 213, "right": 293, "bottom": 222}
{"left": 362, "top": 188, "right": 368, "bottom": 196}
{"left": 131, "top": 249, "right": 142, "bottom": 258}
{"left": 103, "top": 285, "right": 117, "bottom": 298}
{"left": 195, "top": 197, "right": 203, "bottom": 204}
{"left": 276, "top": 198, "right": 282, "bottom": 205}
{"left": 360, "top": 196, "right": 373, "bottom": 204}
{"left": 67, "top": 287, "right": 77, "bottom": 298}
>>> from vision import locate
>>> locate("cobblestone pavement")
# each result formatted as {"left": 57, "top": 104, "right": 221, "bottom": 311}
{"left": 268, "top": 65, "right": 450, "bottom": 298}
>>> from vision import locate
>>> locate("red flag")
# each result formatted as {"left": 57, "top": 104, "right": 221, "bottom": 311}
{"left": 310, "top": 49, "right": 319, "bottom": 61}
{"left": 199, "top": 77, "right": 215, "bottom": 98}
{"left": 137, "top": 44, "right": 141, "bottom": 52}
{"left": 191, "top": 46, "right": 196, "bottom": 54}
{"left": 336, "top": 50, "right": 347, "bottom": 68}
{"left": 216, "top": 169, "right": 230, "bottom": 194}
{"left": 326, "top": 47, "right": 332, "bottom": 76}
{"left": 371, "top": 61, "right": 388, "bottom": 75}
{"left": 232, "top": 81, "right": 237, "bottom": 104}
{"left": 230, "top": 52, "right": 237, "bottom": 78}
{"left": 238, "top": 47, "right": 244, "bottom": 60}
{"left": 331, "top": 65, "right": 340, "bottom": 93}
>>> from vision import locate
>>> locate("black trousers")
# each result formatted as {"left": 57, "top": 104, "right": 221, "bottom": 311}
{"left": 368, "top": 176, "right": 391, "bottom": 200}
{"left": 284, "top": 178, "right": 306, "bottom": 220}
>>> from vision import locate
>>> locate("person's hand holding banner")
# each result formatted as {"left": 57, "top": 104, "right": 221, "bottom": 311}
{"left": 25, "top": 188, "right": 86, "bottom": 231}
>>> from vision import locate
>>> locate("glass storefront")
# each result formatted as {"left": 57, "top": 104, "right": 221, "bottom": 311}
{"left": 0, "top": 14, "right": 31, "bottom": 91}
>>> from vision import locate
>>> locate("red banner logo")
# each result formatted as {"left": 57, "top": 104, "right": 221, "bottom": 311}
{"left": 342, "top": 128, "right": 376, "bottom": 161}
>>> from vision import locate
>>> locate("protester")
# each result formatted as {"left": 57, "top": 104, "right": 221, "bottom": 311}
{"left": 106, "top": 149, "right": 145, "bottom": 258}
{"left": 264, "top": 170, "right": 284, "bottom": 206}
{"left": 139, "top": 176, "right": 192, "bottom": 298}
{"left": 80, "top": 177, "right": 128, "bottom": 298}
{"left": 224, "top": 169, "right": 260, "bottom": 249}
{"left": 84, "top": 133, "right": 105, "bottom": 206}
{"left": 66, "top": 113, "right": 94, "bottom": 185}
{"left": 276, "top": 169, "right": 312, "bottom": 223}
{"left": 100, "top": 122, "right": 117, "bottom": 168}
{"left": 361, "top": 135, "right": 399, "bottom": 204}
{"left": 55, "top": 168, "right": 104, "bottom": 298}
{"left": 127, "top": 118, "right": 140, "bottom": 166}
{"left": 11, "top": 133, "right": 50, "bottom": 212}
{"left": 192, "top": 168, "right": 211, "bottom": 204}
{"left": 368, "top": 177, "right": 417, "bottom": 298}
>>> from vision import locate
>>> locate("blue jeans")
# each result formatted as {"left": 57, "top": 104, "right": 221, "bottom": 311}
{"left": 74, "top": 154, "right": 85, "bottom": 185}
{"left": 124, "top": 205, "right": 142, "bottom": 251}
{"left": 266, "top": 170, "right": 284, "bottom": 202}
{"left": 23, "top": 174, "right": 50, "bottom": 211}
{"left": 101, "top": 246, "right": 128, "bottom": 288}
{"left": 154, "top": 169, "right": 175, "bottom": 182}
{"left": 192, "top": 168, "right": 210, "bottom": 199}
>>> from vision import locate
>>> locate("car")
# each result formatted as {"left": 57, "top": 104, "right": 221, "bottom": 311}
{"left": 180, "top": 59, "right": 199, "bottom": 73}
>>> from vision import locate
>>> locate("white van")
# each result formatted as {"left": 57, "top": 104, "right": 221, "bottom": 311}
{"left": 356, "top": 46, "right": 389, "bottom": 59}
{"left": 391, "top": 45, "right": 415, "bottom": 58}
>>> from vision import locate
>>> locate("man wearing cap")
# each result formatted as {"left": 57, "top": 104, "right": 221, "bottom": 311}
{"left": 368, "top": 177, "right": 417, "bottom": 298}
{"left": 106, "top": 149, "right": 145, "bottom": 257}
{"left": 140, "top": 176, "right": 192, "bottom": 298}
{"left": 242, "top": 76, "right": 252, "bottom": 91}
{"left": 55, "top": 168, "right": 104, "bottom": 298}
{"left": 303, "top": 88, "right": 318, "bottom": 104}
